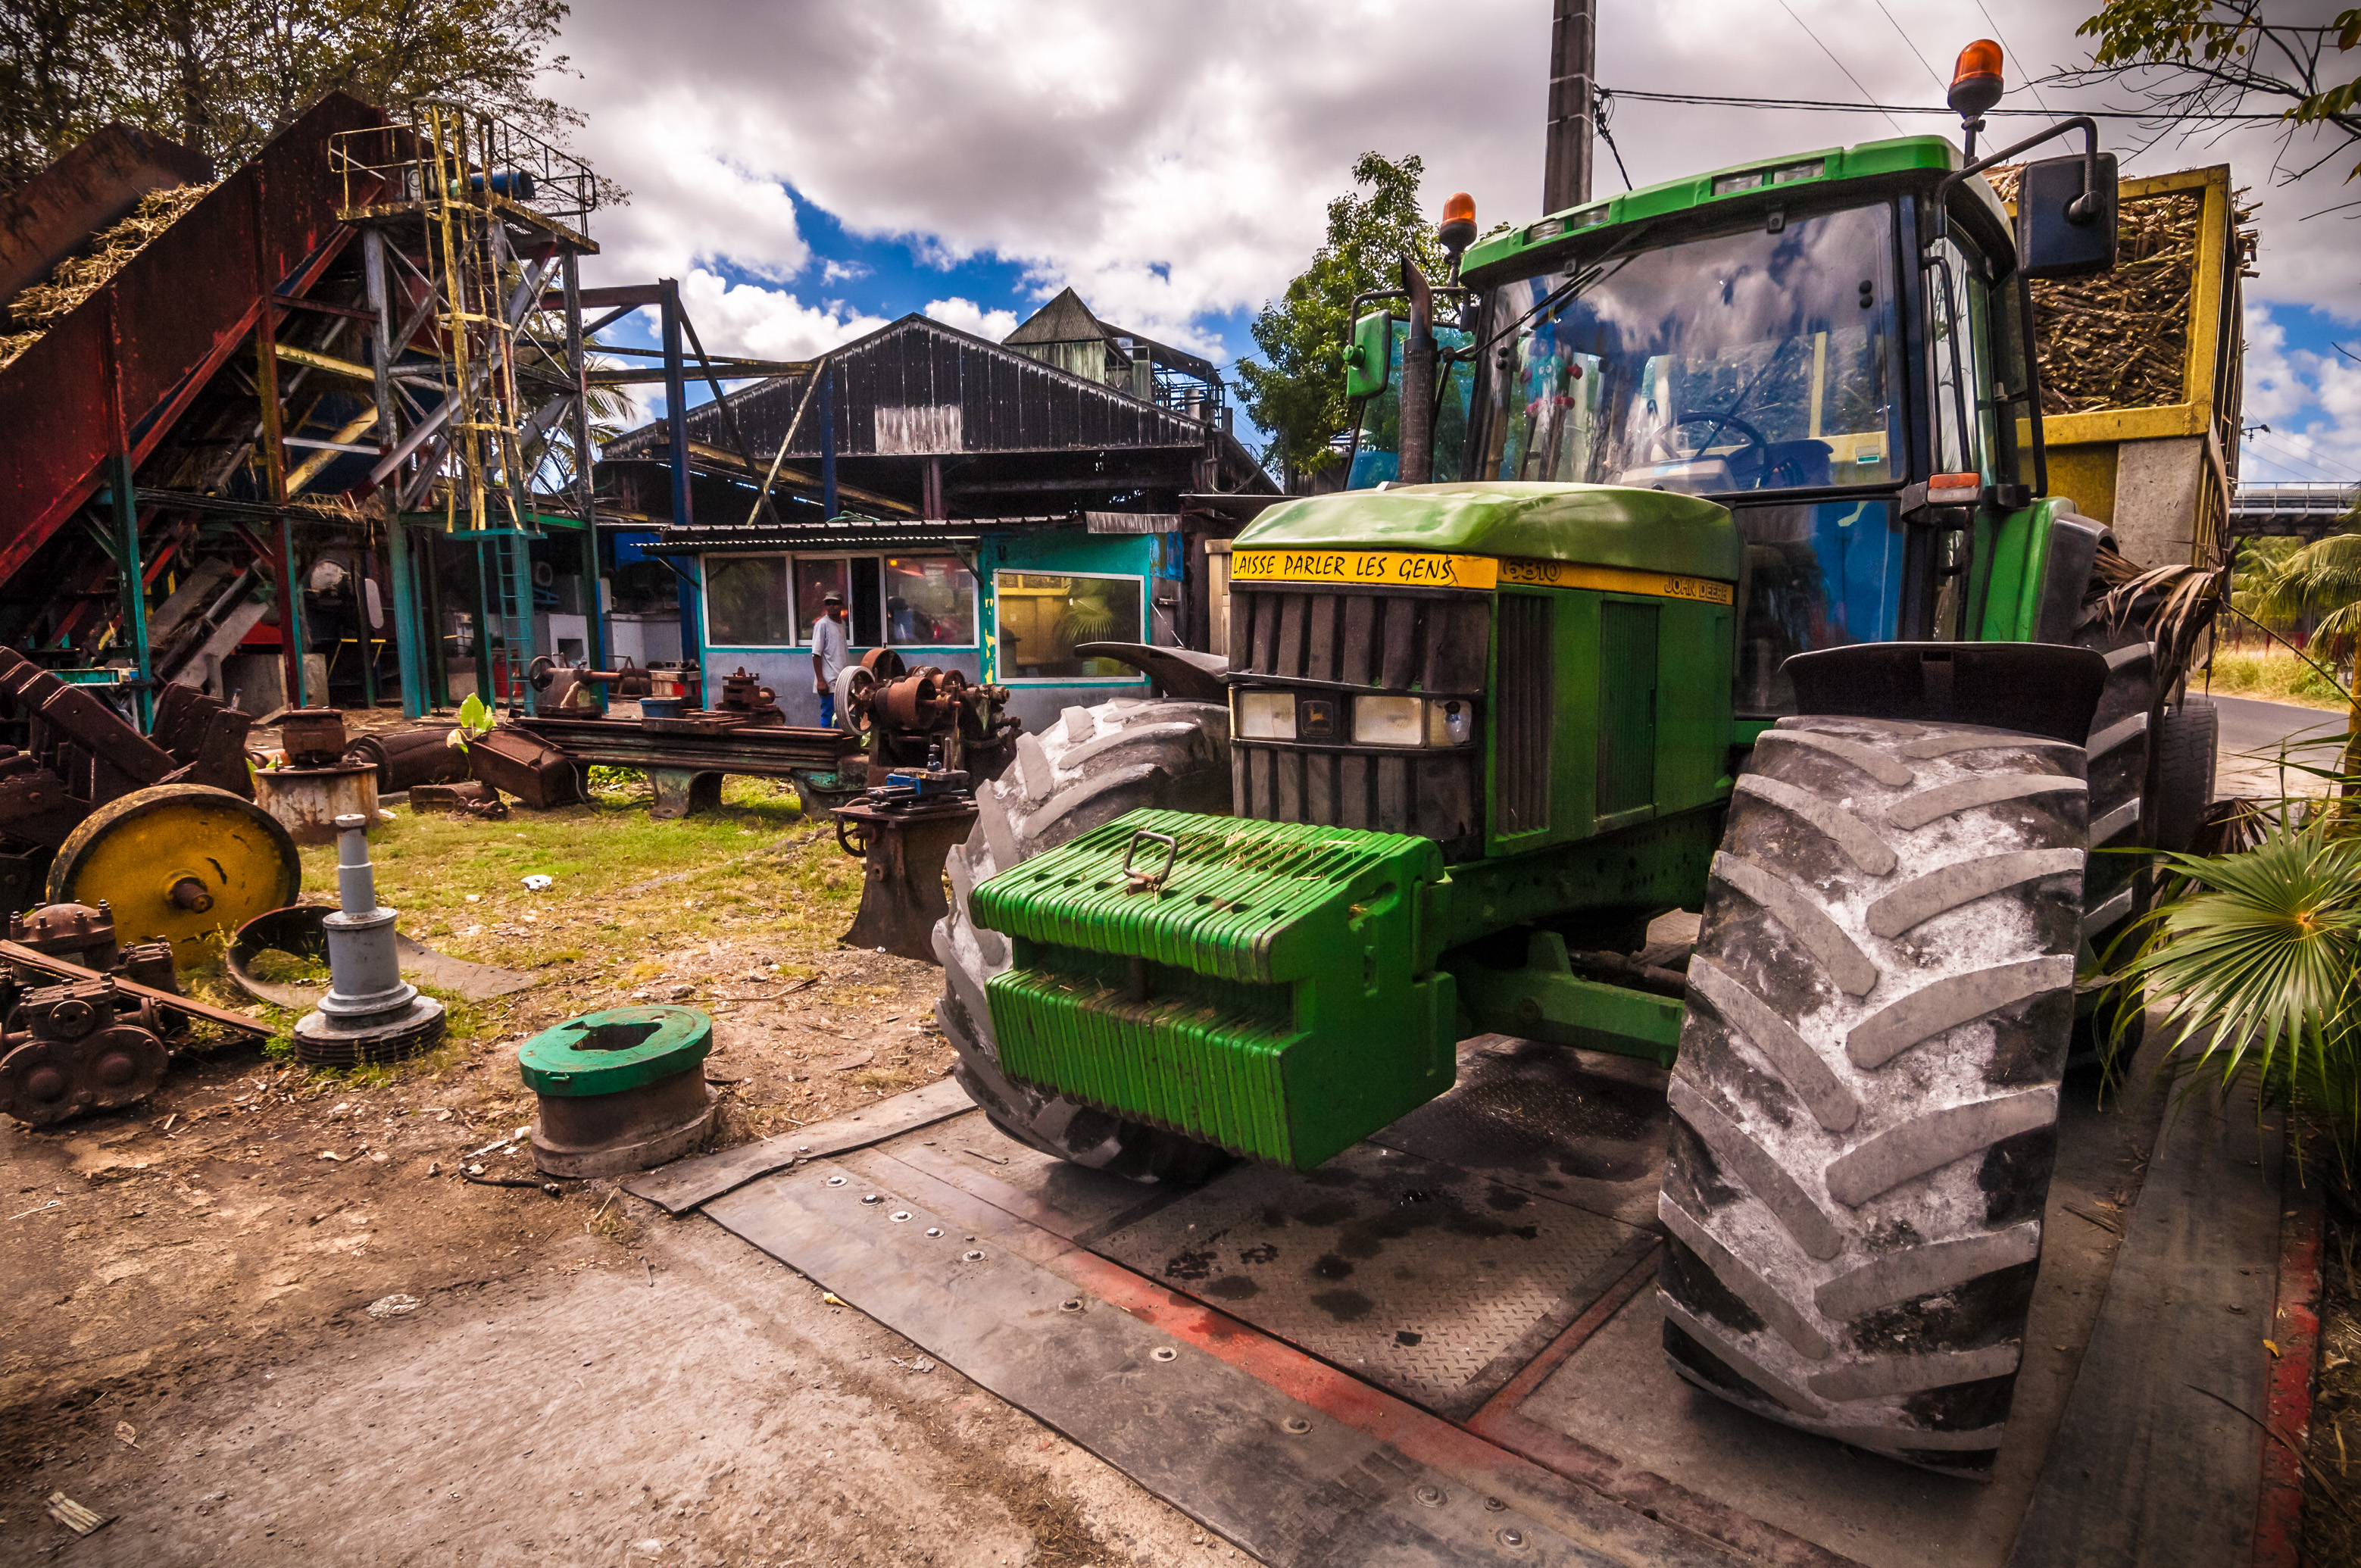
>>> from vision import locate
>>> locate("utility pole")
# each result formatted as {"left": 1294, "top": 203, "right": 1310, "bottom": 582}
{"left": 1543, "top": 0, "right": 1595, "bottom": 214}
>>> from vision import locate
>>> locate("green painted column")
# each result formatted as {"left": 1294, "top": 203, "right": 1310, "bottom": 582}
{"left": 108, "top": 452, "right": 153, "bottom": 729}
{"left": 385, "top": 516, "right": 429, "bottom": 717}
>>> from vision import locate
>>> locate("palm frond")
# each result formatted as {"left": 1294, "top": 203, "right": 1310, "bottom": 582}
{"left": 2115, "top": 823, "right": 2361, "bottom": 1175}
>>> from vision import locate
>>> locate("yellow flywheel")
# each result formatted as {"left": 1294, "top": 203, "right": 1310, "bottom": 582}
{"left": 46, "top": 785, "right": 303, "bottom": 968}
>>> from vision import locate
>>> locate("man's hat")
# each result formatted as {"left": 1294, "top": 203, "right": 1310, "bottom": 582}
{"left": 823, "top": 591, "right": 843, "bottom": 604}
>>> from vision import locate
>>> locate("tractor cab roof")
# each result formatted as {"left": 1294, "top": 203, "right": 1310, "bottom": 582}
{"left": 1462, "top": 133, "right": 2011, "bottom": 286}
{"left": 1235, "top": 481, "right": 1742, "bottom": 583}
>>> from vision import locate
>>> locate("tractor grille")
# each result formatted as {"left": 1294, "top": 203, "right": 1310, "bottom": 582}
{"left": 1494, "top": 593, "right": 1553, "bottom": 833}
{"left": 1231, "top": 586, "right": 1489, "bottom": 858}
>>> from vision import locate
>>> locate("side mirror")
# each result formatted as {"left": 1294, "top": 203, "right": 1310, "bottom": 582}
{"left": 2016, "top": 151, "right": 2119, "bottom": 279}
{"left": 1342, "top": 310, "right": 1393, "bottom": 400}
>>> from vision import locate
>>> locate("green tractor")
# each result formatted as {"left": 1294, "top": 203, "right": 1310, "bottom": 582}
{"left": 933, "top": 64, "right": 2216, "bottom": 1476}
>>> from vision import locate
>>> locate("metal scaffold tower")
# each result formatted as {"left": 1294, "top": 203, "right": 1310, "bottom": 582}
{"left": 329, "top": 105, "right": 606, "bottom": 714}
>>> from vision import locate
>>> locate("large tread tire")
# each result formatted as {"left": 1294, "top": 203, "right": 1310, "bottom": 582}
{"left": 2150, "top": 695, "right": 2219, "bottom": 855}
{"left": 2070, "top": 602, "right": 2156, "bottom": 935}
{"left": 1657, "top": 715, "right": 2086, "bottom": 1478}
{"left": 933, "top": 697, "right": 1234, "bottom": 1182}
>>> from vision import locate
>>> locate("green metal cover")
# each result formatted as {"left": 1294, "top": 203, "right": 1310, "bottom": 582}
{"left": 971, "top": 810, "right": 1458, "bottom": 1170}
{"left": 1462, "top": 134, "right": 2008, "bottom": 281}
{"left": 1235, "top": 481, "right": 1741, "bottom": 583}
{"left": 517, "top": 1005, "right": 712, "bottom": 1096}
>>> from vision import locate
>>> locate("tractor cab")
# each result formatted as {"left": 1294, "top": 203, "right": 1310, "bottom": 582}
{"left": 1345, "top": 133, "right": 2106, "bottom": 717}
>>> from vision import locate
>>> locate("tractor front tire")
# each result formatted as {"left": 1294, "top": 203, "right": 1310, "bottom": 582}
{"left": 934, "top": 698, "right": 1233, "bottom": 1182}
{"left": 1657, "top": 715, "right": 2087, "bottom": 1476}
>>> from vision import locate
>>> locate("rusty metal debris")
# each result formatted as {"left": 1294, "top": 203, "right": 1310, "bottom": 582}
{"left": 0, "top": 898, "right": 278, "bottom": 1126}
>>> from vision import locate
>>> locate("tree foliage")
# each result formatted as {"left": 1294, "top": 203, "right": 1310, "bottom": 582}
{"left": 2068, "top": 1, "right": 2361, "bottom": 187}
{"left": 0, "top": 0, "right": 586, "bottom": 189}
{"left": 1235, "top": 151, "right": 1446, "bottom": 488}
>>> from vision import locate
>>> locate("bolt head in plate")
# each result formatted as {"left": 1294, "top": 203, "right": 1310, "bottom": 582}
{"left": 825, "top": 1174, "right": 846, "bottom": 1186}
{"left": 1413, "top": 1483, "right": 1446, "bottom": 1508}
{"left": 962, "top": 1250, "right": 985, "bottom": 1262}
{"left": 1498, "top": 1527, "right": 1526, "bottom": 1549}
{"left": 1059, "top": 1298, "right": 1082, "bottom": 1313}
{"left": 890, "top": 1210, "right": 912, "bottom": 1223}
{"left": 1150, "top": 1346, "right": 1178, "bottom": 1363}
{"left": 925, "top": 1227, "right": 942, "bottom": 1237}
{"left": 860, "top": 1193, "right": 882, "bottom": 1204}
{"left": 1280, "top": 1417, "right": 1310, "bottom": 1435}
{"left": 1483, "top": 1496, "right": 1507, "bottom": 1513}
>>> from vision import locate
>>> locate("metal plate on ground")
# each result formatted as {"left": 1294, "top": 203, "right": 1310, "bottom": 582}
{"left": 701, "top": 1162, "right": 1671, "bottom": 1568}
{"left": 1092, "top": 1142, "right": 1652, "bottom": 1419}
{"left": 1373, "top": 1038, "right": 1671, "bottom": 1228}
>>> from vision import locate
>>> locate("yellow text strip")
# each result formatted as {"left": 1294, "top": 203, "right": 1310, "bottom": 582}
{"left": 1500, "top": 558, "right": 1735, "bottom": 604}
{"left": 1229, "top": 549, "right": 1498, "bottom": 589}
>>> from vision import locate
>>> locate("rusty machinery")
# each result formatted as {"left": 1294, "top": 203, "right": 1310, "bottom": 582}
{"left": 0, "top": 900, "right": 269, "bottom": 1126}
{"left": 0, "top": 649, "right": 301, "bottom": 963}
{"left": 832, "top": 649, "right": 1019, "bottom": 784}
{"left": 827, "top": 645, "right": 1017, "bottom": 962}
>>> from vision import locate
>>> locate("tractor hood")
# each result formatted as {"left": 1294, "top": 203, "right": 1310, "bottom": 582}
{"left": 1235, "top": 482, "right": 1741, "bottom": 583}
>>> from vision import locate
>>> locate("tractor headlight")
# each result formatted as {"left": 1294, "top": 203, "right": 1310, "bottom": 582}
{"left": 1236, "top": 690, "right": 1296, "bottom": 740}
{"left": 1352, "top": 696, "right": 1476, "bottom": 747}
{"left": 1353, "top": 695, "right": 1424, "bottom": 746}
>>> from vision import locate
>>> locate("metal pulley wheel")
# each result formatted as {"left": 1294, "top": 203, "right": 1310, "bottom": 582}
{"left": 46, "top": 784, "right": 303, "bottom": 968}
{"left": 882, "top": 668, "right": 953, "bottom": 729}
{"left": 833, "top": 664, "right": 879, "bottom": 739}
{"left": 859, "top": 648, "right": 907, "bottom": 680}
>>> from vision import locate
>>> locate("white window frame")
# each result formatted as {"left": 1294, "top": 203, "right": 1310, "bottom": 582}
{"left": 698, "top": 551, "right": 797, "bottom": 649}
{"left": 992, "top": 567, "right": 1151, "bottom": 686}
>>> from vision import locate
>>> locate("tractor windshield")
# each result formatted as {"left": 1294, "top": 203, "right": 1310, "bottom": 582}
{"left": 1470, "top": 204, "right": 1900, "bottom": 495}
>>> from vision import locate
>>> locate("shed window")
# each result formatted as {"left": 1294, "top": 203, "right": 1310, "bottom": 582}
{"left": 885, "top": 557, "right": 979, "bottom": 646}
{"left": 704, "top": 556, "right": 793, "bottom": 646}
{"left": 995, "top": 571, "right": 1145, "bottom": 680}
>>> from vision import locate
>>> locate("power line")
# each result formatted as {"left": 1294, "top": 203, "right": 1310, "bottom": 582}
{"left": 1872, "top": 0, "right": 1948, "bottom": 95}
{"left": 1970, "top": 0, "right": 2054, "bottom": 117}
{"left": 1774, "top": 0, "right": 1907, "bottom": 136}
{"left": 2244, "top": 429, "right": 2360, "bottom": 483}
{"left": 1601, "top": 87, "right": 2291, "bottom": 121}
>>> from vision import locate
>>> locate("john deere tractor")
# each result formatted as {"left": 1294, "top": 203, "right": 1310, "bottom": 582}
{"left": 933, "top": 51, "right": 2216, "bottom": 1476}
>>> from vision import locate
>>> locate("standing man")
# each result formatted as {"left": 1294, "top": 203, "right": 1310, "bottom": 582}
{"left": 812, "top": 589, "right": 848, "bottom": 728}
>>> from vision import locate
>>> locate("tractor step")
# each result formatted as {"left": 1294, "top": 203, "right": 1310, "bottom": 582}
{"left": 970, "top": 808, "right": 1458, "bottom": 1169}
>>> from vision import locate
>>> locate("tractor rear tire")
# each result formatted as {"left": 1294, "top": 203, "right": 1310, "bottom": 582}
{"left": 2150, "top": 695, "right": 2219, "bottom": 855}
{"left": 1657, "top": 715, "right": 2087, "bottom": 1477}
{"left": 934, "top": 698, "right": 1234, "bottom": 1182}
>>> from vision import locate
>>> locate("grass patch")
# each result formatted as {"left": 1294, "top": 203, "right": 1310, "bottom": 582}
{"left": 299, "top": 792, "right": 864, "bottom": 979}
{"left": 2208, "top": 648, "right": 2351, "bottom": 711}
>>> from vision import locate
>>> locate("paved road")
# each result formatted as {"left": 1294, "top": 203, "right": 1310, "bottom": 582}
{"left": 2211, "top": 693, "right": 2347, "bottom": 798}
{"left": 2213, "top": 693, "right": 2346, "bottom": 755}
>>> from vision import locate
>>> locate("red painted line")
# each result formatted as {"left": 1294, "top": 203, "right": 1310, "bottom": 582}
{"left": 860, "top": 1140, "right": 1858, "bottom": 1568}
{"left": 2252, "top": 1144, "right": 2327, "bottom": 1568}
{"left": 1470, "top": 1245, "right": 1661, "bottom": 1427}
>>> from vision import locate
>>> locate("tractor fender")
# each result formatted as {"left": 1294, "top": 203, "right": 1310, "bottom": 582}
{"left": 1068, "top": 642, "right": 1229, "bottom": 703}
{"left": 1782, "top": 642, "right": 2108, "bottom": 746}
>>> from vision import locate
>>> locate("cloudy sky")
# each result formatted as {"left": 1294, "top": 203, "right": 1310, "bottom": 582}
{"left": 547, "top": 0, "right": 2359, "bottom": 487}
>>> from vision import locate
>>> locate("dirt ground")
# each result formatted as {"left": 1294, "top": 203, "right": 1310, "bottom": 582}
{"left": 0, "top": 775, "right": 1220, "bottom": 1565}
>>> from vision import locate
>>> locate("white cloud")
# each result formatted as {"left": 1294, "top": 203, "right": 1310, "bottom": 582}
{"left": 922, "top": 297, "right": 1020, "bottom": 342}
{"left": 548, "top": 0, "right": 2360, "bottom": 458}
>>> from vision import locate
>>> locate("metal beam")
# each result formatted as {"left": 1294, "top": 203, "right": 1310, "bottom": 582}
{"left": 366, "top": 227, "right": 430, "bottom": 718}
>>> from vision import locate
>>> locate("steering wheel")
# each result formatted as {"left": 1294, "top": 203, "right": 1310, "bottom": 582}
{"left": 1649, "top": 412, "right": 1772, "bottom": 477}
